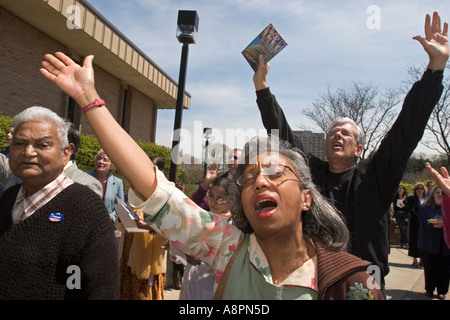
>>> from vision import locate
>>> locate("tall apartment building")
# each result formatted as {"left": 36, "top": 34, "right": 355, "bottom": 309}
{"left": 292, "top": 130, "right": 327, "bottom": 161}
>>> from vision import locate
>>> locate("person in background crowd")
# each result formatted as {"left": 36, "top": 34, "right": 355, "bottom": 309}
{"left": 405, "top": 182, "right": 426, "bottom": 268}
{"left": 180, "top": 176, "right": 232, "bottom": 300}
{"left": 89, "top": 149, "right": 124, "bottom": 247}
{"left": 0, "top": 106, "right": 118, "bottom": 299}
{"left": 251, "top": 11, "right": 449, "bottom": 289}
{"left": 0, "top": 125, "right": 13, "bottom": 195}
{"left": 150, "top": 156, "right": 165, "bottom": 174}
{"left": 88, "top": 149, "right": 124, "bottom": 221}
{"left": 417, "top": 186, "right": 450, "bottom": 299}
{"left": 425, "top": 163, "right": 450, "bottom": 247}
{"left": 191, "top": 162, "right": 220, "bottom": 211}
{"left": 117, "top": 155, "right": 167, "bottom": 300}
{"left": 425, "top": 181, "right": 435, "bottom": 199}
{"left": 219, "top": 148, "right": 243, "bottom": 180}
{"left": 118, "top": 204, "right": 167, "bottom": 300}
{"left": 65, "top": 123, "right": 102, "bottom": 197}
{"left": 392, "top": 186, "right": 410, "bottom": 249}
{"left": 0, "top": 125, "right": 14, "bottom": 158}
{"left": 191, "top": 150, "right": 242, "bottom": 212}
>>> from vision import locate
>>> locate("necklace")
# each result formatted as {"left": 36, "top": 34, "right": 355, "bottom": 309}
{"left": 273, "top": 254, "right": 306, "bottom": 285}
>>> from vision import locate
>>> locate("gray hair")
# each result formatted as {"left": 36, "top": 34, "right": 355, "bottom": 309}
{"left": 12, "top": 106, "right": 70, "bottom": 149}
{"left": 327, "top": 117, "right": 366, "bottom": 146}
{"left": 227, "top": 135, "right": 350, "bottom": 251}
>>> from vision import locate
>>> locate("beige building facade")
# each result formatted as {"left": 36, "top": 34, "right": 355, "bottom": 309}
{"left": 0, "top": 0, "right": 190, "bottom": 142}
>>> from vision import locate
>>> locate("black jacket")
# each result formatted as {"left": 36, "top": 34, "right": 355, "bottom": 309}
{"left": 255, "top": 70, "right": 444, "bottom": 282}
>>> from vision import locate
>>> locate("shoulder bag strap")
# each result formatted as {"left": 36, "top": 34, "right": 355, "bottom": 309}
{"left": 213, "top": 235, "right": 247, "bottom": 300}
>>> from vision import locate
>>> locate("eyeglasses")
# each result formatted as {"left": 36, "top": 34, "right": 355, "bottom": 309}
{"left": 416, "top": 187, "right": 424, "bottom": 190}
{"left": 326, "top": 127, "right": 355, "bottom": 139}
{"left": 206, "top": 192, "right": 227, "bottom": 205}
{"left": 236, "top": 164, "right": 300, "bottom": 188}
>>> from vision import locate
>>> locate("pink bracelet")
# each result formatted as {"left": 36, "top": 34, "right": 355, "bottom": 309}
{"left": 82, "top": 99, "right": 105, "bottom": 115}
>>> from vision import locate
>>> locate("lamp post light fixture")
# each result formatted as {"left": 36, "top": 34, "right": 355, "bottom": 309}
{"left": 176, "top": 10, "right": 199, "bottom": 44}
{"left": 169, "top": 10, "right": 199, "bottom": 183}
{"left": 203, "top": 127, "right": 212, "bottom": 178}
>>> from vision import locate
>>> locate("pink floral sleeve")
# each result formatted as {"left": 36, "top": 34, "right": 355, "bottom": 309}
{"left": 127, "top": 169, "right": 243, "bottom": 288}
{"left": 443, "top": 195, "right": 450, "bottom": 247}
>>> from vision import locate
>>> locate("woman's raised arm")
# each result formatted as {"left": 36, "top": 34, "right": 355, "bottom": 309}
{"left": 40, "top": 52, "right": 156, "bottom": 199}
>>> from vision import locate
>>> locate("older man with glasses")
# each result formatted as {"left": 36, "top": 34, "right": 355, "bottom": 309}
{"left": 252, "top": 11, "right": 449, "bottom": 290}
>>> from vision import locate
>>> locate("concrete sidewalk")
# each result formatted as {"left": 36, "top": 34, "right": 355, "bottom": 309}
{"left": 164, "top": 245, "right": 447, "bottom": 300}
{"left": 384, "top": 245, "right": 443, "bottom": 300}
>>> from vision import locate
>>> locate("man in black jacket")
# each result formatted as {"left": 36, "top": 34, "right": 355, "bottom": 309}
{"left": 252, "top": 11, "right": 449, "bottom": 289}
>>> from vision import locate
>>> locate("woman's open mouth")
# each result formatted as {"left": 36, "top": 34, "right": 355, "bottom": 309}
{"left": 254, "top": 194, "right": 277, "bottom": 218}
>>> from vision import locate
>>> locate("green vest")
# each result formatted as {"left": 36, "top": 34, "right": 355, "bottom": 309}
{"left": 220, "top": 237, "right": 318, "bottom": 300}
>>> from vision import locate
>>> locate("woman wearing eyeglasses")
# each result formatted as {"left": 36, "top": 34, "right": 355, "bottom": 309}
{"left": 190, "top": 162, "right": 221, "bottom": 211}
{"left": 180, "top": 176, "right": 232, "bottom": 300}
{"left": 40, "top": 52, "right": 383, "bottom": 300}
{"left": 405, "top": 182, "right": 426, "bottom": 267}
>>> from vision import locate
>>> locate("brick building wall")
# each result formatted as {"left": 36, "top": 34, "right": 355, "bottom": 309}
{"left": 0, "top": 7, "right": 157, "bottom": 142}
{"left": 127, "top": 88, "right": 157, "bottom": 142}
{"left": 0, "top": 8, "right": 68, "bottom": 117}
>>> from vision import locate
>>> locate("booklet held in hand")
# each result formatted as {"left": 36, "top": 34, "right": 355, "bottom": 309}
{"left": 242, "top": 23, "right": 287, "bottom": 71}
{"left": 114, "top": 196, "right": 148, "bottom": 233}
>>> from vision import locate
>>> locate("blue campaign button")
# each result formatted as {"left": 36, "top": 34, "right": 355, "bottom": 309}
{"left": 48, "top": 212, "right": 63, "bottom": 222}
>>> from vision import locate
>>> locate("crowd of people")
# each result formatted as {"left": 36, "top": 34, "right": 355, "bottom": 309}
{"left": 390, "top": 178, "right": 449, "bottom": 299}
{"left": 0, "top": 11, "right": 449, "bottom": 300}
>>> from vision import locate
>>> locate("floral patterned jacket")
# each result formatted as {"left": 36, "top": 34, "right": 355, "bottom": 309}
{"left": 128, "top": 169, "right": 383, "bottom": 300}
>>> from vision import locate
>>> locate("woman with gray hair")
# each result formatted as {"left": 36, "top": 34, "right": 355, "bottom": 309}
{"left": 40, "top": 51, "right": 383, "bottom": 300}
{"left": 227, "top": 135, "right": 349, "bottom": 252}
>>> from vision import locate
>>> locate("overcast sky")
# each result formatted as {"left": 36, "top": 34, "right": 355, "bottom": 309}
{"left": 86, "top": 0, "right": 450, "bottom": 159}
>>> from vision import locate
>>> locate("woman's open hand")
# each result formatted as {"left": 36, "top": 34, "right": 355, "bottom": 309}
{"left": 40, "top": 52, "right": 98, "bottom": 107}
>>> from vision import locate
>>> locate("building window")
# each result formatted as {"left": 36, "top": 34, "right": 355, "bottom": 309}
{"left": 121, "top": 87, "right": 128, "bottom": 128}
{"left": 66, "top": 96, "right": 76, "bottom": 123}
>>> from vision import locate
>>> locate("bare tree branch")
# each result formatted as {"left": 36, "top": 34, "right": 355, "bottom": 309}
{"left": 302, "top": 82, "right": 401, "bottom": 159}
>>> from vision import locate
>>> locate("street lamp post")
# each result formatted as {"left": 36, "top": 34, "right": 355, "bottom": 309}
{"left": 169, "top": 10, "right": 199, "bottom": 183}
{"left": 203, "top": 127, "right": 212, "bottom": 178}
